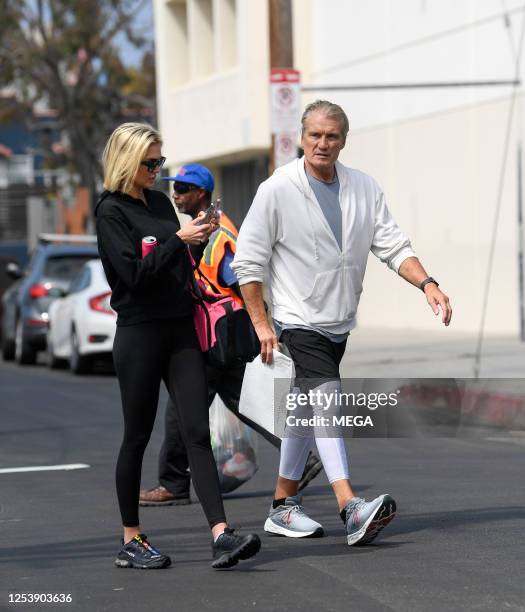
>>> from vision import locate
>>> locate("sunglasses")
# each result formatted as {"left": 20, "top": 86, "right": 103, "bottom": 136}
{"left": 140, "top": 156, "right": 166, "bottom": 171}
{"left": 173, "top": 182, "right": 199, "bottom": 195}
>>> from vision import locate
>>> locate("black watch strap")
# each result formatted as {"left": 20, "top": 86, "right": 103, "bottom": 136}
{"left": 420, "top": 277, "right": 439, "bottom": 291}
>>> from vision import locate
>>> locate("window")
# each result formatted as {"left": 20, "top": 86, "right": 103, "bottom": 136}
{"left": 216, "top": 0, "right": 237, "bottom": 70}
{"left": 191, "top": 0, "right": 214, "bottom": 77}
{"left": 165, "top": 0, "right": 238, "bottom": 82}
{"left": 43, "top": 255, "right": 96, "bottom": 282}
{"left": 167, "top": 0, "right": 189, "bottom": 85}
{"left": 68, "top": 267, "right": 92, "bottom": 294}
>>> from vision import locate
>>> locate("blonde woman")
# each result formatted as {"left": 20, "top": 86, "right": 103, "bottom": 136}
{"left": 96, "top": 123, "right": 261, "bottom": 569}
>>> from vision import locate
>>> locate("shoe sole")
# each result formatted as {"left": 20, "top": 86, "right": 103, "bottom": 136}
{"left": 263, "top": 518, "right": 324, "bottom": 538}
{"left": 298, "top": 460, "right": 323, "bottom": 492}
{"left": 114, "top": 556, "right": 171, "bottom": 569}
{"left": 347, "top": 495, "right": 396, "bottom": 546}
{"left": 211, "top": 534, "right": 261, "bottom": 569}
{"left": 139, "top": 498, "right": 191, "bottom": 507}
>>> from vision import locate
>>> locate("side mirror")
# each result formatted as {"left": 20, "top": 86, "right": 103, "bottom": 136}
{"left": 6, "top": 262, "right": 23, "bottom": 280}
{"left": 48, "top": 287, "right": 67, "bottom": 298}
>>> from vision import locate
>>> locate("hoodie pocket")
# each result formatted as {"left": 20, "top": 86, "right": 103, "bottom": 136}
{"left": 301, "top": 267, "right": 356, "bottom": 325}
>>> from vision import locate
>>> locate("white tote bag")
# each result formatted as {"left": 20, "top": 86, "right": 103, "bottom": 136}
{"left": 239, "top": 350, "right": 295, "bottom": 438}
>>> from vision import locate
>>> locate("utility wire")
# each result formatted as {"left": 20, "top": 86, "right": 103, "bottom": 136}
{"left": 473, "top": 8, "right": 525, "bottom": 378}
{"left": 302, "top": 80, "right": 520, "bottom": 92}
{"left": 314, "top": 5, "right": 525, "bottom": 77}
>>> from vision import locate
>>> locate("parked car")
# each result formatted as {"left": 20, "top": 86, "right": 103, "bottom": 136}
{"left": 1, "top": 234, "right": 98, "bottom": 365}
{"left": 0, "top": 242, "right": 29, "bottom": 343}
{"left": 46, "top": 259, "right": 116, "bottom": 374}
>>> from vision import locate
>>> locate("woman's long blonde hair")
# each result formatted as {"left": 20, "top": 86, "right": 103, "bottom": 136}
{"left": 102, "top": 123, "right": 162, "bottom": 193}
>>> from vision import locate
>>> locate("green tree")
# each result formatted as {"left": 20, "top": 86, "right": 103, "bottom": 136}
{"left": 123, "top": 50, "right": 156, "bottom": 100}
{"left": 0, "top": 0, "right": 152, "bottom": 211}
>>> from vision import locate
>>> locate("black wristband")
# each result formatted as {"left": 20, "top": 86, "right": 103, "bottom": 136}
{"left": 420, "top": 277, "right": 439, "bottom": 292}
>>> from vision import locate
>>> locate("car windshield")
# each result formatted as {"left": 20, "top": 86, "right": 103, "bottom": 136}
{"left": 43, "top": 255, "right": 95, "bottom": 281}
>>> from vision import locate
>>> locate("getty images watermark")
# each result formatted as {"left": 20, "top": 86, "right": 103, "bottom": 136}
{"left": 272, "top": 378, "right": 525, "bottom": 439}
{"left": 285, "top": 388, "right": 400, "bottom": 429}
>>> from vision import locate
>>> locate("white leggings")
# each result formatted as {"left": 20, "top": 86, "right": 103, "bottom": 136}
{"left": 279, "top": 381, "right": 349, "bottom": 484}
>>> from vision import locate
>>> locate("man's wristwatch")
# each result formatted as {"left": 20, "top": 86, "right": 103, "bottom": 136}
{"left": 420, "top": 277, "right": 439, "bottom": 292}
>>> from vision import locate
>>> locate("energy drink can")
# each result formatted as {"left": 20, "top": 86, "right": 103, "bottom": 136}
{"left": 141, "top": 236, "right": 157, "bottom": 258}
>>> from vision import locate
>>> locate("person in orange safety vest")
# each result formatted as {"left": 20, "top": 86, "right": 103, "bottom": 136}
{"left": 199, "top": 208, "right": 243, "bottom": 307}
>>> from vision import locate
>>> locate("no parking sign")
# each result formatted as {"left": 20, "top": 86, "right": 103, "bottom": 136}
{"left": 270, "top": 69, "right": 301, "bottom": 134}
{"left": 274, "top": 132, "right": 297, "bottom": 169}
{"left": 270, "top": 68, "right": 301, "bottom": 167}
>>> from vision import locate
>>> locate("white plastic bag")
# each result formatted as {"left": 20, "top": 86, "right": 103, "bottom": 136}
{"left": 209, "top": 396, "right": 258, "bottom": 494}
{"left": 239, "top": 350, "right": 295, "bottom": 438}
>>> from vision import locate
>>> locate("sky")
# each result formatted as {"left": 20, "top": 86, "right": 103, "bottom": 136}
{"left": 115, "top": 0, "right": 154, "bottom": 67}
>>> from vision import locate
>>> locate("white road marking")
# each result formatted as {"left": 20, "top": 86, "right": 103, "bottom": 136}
{"left": 0, "top": 463, "right": 90, "bottom": 474}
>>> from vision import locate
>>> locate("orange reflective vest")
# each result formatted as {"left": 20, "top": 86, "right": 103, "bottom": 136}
{"left": 198, "top": 212, "right": 243, "bottom": 306}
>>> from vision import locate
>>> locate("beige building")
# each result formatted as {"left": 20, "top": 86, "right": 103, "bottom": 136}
{"left": 153, "top": 0, "right": 271, "bottom": 229}
{"left": 154, "top": 0, "right": 525, "bottom": 336}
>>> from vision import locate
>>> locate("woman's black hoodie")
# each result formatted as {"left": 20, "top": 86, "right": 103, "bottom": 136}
{"left": 95, "top": 188, "right": 196, "bottom": 326}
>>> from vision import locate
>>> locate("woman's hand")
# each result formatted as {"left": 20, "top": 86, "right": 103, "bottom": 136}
{"left": 176, "top": 213, "right": 214, "bottom": 245}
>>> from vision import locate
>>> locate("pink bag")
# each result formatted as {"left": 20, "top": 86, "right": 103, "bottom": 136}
{"left": 193, "top": 292, "right": 242, "bottom": 352}
{"left": 187, "top": 251, "right": 260, "bottom": 366}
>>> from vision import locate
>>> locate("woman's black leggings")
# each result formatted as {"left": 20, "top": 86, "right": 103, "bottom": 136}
{"left": 113, "top": 316, "right": 226, "bottom": 528}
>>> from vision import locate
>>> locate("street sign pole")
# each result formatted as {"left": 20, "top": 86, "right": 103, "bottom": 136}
{"left": 268, "top": 0, "right": 298, "bottom": 174}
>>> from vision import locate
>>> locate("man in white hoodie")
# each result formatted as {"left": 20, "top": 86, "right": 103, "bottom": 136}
{"left": 231, "top": 100, "right": 452, "bottom": 546}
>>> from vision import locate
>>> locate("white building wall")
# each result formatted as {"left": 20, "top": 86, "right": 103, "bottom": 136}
{"left": 300, "top": 0, "right": 525, "bottom": 128}
{"left": 347, "top": 95, "right": 523, "bottom": 334}
{"left": 294, "top": 0, "right": 525, "bottom": 335}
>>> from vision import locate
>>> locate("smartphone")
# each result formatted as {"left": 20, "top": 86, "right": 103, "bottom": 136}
{"left": 197, "top": 198, "right": 221, "bottom": 225}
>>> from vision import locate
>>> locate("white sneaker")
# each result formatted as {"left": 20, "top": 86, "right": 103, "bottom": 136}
{"left": 264, "top": 495, "right": 324, "bottom": 538}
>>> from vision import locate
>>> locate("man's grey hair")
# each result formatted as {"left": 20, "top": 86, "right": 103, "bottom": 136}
{"left": 301, "top": 100, "right": 349, "bottom": 141}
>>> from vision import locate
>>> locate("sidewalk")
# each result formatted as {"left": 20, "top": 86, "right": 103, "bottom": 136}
{"left": 341, "top": 327, "right": 525, "bottom": 378}
{"left": 340, "top": 327, "right": 525, "bottom": 430}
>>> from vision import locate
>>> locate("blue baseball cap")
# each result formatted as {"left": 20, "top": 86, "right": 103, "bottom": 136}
{"left": 163, "top": 163, "right": 214, "bottom": 192}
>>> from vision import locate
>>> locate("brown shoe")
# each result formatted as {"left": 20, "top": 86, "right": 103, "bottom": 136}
{"left": 139, "top": 485, "right": 191, "bottom": 507}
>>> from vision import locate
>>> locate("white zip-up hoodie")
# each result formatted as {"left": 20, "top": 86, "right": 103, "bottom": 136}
{"left": 231, "top": 157, "right": 416, "bottom": 335}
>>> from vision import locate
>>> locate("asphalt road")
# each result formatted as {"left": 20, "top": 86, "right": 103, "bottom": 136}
{"left": 1, "top": 359, "right": 524, "bottom": 611}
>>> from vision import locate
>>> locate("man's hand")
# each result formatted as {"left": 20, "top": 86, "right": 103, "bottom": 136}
{"left": 398, "top": 257, "right": 453, "bottom": 326}
{"left": 254, "top": 320, "right": 279, "bottom": 365}
{"left": 239, "top": 281, "right": 279, "bottom": 364}
{"left": 424, "top": 283, "right": 452, "bottom": 326}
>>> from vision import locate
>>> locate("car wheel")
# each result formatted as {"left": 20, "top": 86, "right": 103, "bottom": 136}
{"left": 15, "top": 319, "right": 36, "bottom": 365}
{"left": 46, "top": 329, "right": 66, "bottom": 369}
{"left": 1, "top": 337, "right": 15, "bottom": 361}
{"left": 69, "top": 327, "right": 90, "bottom": 374}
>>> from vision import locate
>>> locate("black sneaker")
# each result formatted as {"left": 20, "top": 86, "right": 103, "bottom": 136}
{"left": 211, "top": 528, "right": 261, "bottom": 569}
{"left": 114, "top": 533, "right": 171, "bottom": 569}
{"left": 298, "top": 452, "right": 323, "bottom": 491}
